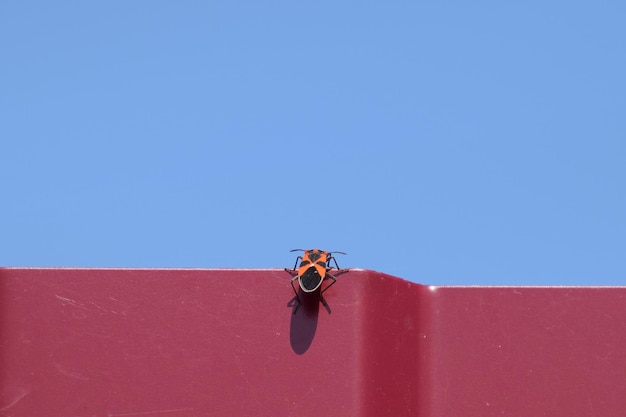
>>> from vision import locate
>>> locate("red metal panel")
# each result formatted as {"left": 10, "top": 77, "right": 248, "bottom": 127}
{"left": 2, "top": 268, "right": 626, "bottom": 416}
{"left": 421, "top": 286, "right": 626, "bottom": 416}
{"left": 0, "top": 268, "right": 419, "bottom": 417}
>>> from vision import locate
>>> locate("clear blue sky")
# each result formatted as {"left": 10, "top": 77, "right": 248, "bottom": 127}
{"left": 1, "top": 2, "right": 624, "bottom": 285}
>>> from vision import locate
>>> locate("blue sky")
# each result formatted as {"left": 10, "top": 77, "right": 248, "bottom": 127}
{"left": 1, "top": 2, "right": 624, "bottom": 285}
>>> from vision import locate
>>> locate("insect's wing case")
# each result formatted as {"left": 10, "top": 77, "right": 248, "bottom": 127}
{"left": 299, "top": 268, "right": 324, "bottom": 292}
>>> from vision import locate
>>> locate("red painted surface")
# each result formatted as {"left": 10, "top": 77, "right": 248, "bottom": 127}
{"left": 422, "top": 286, "right": 626, "bottom": 416}
{"left": 0, "top": 268, "right": 420, "bottom": 417}
{"left": 1, "top": 268, "right": 626, "bottom": 416}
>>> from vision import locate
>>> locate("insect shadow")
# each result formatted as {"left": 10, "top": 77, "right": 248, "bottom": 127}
{"left": 288, "top": 288, "right": 328, "bottom": 354}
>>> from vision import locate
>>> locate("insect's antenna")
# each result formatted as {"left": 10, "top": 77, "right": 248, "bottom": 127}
{"left": 329, "top": 251, "right": 347, "bottom": 255}
{"left": 290, "top": 249, "right": 307, "bottom": 252}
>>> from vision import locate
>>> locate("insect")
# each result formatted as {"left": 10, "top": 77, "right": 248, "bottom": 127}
{"left": 285, "top": 249, "right": 347, "bottom": 313}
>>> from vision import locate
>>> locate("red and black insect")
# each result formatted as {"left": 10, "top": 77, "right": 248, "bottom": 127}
{"left": 285, "top": 249, "right": 347, "bottom": 313}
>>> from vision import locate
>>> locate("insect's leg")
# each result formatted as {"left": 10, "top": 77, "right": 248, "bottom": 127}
{"left": 320, "top": 295, "right": 329, "bottom": 308}
{"left": 286, "top": 256, "right": 303, "bottom": 274}
{"left": 319, "top": 274, "right": 337, "bottom": 308}
{"left": 321, "top": 274, "right": 337, "bottom": 294}
{"left": 291, "top": 276, "right": 302, "bottom": 313}
{"left": 328, "top": 256, "right": 340, "bottom": 270}
{"left": 329, "top": 256, "right": 348, "bottom": 273}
